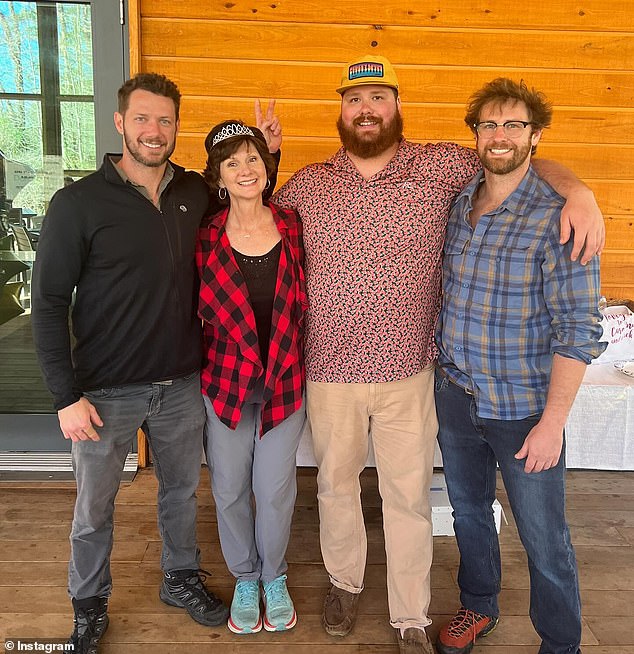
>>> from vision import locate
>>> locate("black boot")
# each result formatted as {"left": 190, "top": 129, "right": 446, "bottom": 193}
{"left": 68, "top": 596, "right": 109, "bottom": 654}
{"left": 160, "top": 568, "right": 229, "bottom": 626}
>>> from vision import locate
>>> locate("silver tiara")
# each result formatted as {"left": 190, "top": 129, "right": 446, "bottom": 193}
{"left": 212, "top": 123, "right": 255, "bottom": 147}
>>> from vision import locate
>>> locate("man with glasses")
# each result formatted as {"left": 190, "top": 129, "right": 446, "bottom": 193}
{"left": 434, "top": 78, "right": 605, "bottom": 654}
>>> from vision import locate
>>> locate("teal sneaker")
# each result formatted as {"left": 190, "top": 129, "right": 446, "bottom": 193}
{"left": 262, "top": 575, "right": 297, "bottom": 632}
{"left": 228, "top": 579, "right": 262, "bottom": 634}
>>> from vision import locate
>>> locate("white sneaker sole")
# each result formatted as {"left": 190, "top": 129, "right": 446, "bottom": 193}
{"left": 263, "top": 610, "right": 297, "bottom": 632}
{"left": 227, "top": 614, "right": 262, "bottom": 634}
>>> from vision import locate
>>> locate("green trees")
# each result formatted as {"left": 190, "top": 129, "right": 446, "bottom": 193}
{"left": 0, "top": 1, "right": 95, "bottom": 213}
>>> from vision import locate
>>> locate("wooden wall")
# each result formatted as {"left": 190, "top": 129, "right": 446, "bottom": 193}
{"left": 130, "top": 0, "right": 634, "bottom": 299}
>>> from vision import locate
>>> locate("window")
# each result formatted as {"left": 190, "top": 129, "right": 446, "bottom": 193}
{"left": 0, "top": 1, "right": 96, "bottom": 214}
{"left": 0, "top": 0, "right": 123, "bottom": 449}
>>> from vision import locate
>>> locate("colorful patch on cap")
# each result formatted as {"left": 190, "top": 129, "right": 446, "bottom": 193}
{"left": 348, "top": 61, "right": 385, "bottom": 81}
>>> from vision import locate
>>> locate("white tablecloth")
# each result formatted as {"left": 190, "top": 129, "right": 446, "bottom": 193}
{"left": 565, "top": 363, "right": 634, "bottom": 470}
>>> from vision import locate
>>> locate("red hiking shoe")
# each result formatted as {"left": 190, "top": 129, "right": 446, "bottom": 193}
{"left": 436, "top": 607, "right": 499, "bottom": 654}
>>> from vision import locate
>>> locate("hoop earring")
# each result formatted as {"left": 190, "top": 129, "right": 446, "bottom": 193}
{"left": 265, "top": 179, "right": 271, "bottom": 190}
{"left": 218, "top": 187, "right": 227, "bottom": 200}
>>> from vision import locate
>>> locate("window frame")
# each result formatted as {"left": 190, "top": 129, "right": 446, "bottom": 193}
{"left": 0, "top": 0, "right": 127, "bottom": 447}
{"left": 0, "top": 0, "right": 125, "bottom": 175}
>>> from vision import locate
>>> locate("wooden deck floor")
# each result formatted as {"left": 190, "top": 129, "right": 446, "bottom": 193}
{"left": 1, "top": 467, "right": 633, "bottom": 652}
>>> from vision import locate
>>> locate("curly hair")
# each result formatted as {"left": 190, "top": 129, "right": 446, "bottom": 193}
{"left": 117, "top": 73, "right": 181, "bottom": 120}
{"left": 465, "top": 78, "right": 552, "bottom": 154}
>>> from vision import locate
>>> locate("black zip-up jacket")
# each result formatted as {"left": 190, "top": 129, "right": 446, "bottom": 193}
{"left": 32, "top": 155, "right": 210, "bottom": 410}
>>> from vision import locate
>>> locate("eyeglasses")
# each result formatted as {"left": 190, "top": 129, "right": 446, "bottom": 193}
{"left": 473, "top": 120, "right": 533, "bottom": 138}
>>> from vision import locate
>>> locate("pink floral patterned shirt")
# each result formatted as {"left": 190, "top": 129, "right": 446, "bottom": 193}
{"left": 273, "top": 140, "right": 480, "bottom": 383}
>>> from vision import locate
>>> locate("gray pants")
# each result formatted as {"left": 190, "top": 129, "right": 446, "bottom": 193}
{"left": 203, "top": 393, "right": 305, "bottom": 583}
{"left": 69, "top": 373, "right": 205, "bottom": 599}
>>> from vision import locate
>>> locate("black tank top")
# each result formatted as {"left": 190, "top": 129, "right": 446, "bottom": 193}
{"left": 232, "top": 240, "right": 282, "bottom": 368}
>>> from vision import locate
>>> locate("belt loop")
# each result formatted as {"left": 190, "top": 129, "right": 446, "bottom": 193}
{"left": 435, "top": 364, "right": 474, "bottom": 396}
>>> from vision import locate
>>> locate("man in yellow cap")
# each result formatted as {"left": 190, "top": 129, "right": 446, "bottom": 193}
{"left": 272, "top": 54, "right": 603, "bottom": 654}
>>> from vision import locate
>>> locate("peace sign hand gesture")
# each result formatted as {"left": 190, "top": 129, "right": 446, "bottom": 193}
{"left": 255, "top": 99, "right": 282, "bottom": 153}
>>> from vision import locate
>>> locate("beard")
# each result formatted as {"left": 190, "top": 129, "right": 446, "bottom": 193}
{"left": 479, "top": 139, "right": 532, "bottom": 175}
{"left": 337, "top": 111, "right": 403, "bottom": 159}
{"left": 123, "top": 130, "right": 175, "bottom": 168}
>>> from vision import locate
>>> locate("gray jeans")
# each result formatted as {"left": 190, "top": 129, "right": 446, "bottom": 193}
{"left": 203, "top": 393, "right": 305, "bottom": 583}
{"left": 69, "top": 373, "right": 205, "bottom": 600}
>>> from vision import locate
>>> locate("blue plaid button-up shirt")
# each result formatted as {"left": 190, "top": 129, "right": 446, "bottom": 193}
{"left": 436, "top": 166, "right": 606, "bottom": 420}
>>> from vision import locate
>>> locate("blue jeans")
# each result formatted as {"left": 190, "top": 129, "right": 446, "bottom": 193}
{"left": 435, "top": 371, "right": 581, "bottom": 654}
{"left": 69, "top": 373, "right": 205, "bottom": 599}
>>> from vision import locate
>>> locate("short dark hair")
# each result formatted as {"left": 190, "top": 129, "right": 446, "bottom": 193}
{"left": 203, "top": 121, "right": 276, "bottom": 205}
{"left": 465, "top": 78, "right": 552, "bottom": 154}
{"left": 117, "top": 73, "right": 181, "bottom": 120}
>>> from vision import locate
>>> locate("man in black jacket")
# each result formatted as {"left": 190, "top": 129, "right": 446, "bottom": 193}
{"left": 32, "top": 73, "right": 231, "bottom": 653}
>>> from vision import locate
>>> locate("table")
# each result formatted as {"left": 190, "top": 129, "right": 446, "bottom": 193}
{"left": 0, "top": 250, "right": 33, "bottom": 285}
{"left": 565, "top": 363, "right": 634, "bottom": 470}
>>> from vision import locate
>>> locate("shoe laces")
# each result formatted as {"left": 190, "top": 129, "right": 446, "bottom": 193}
{"left": 71, "top": 606, "right": 107, "bottom": 650}
{"left": 73, "top": 608, "right": 98, "bottom": 636}
{"left": 168, "top": 568, "right": 224, "bottom": 611}
{"left": 235, "top": 580, "right": 259, "bottom": 607}
{"left": 446, "top": 607, "right": 487, "bottom": 641}
{"left": 263, "top": 575, "right": 289, "bottom": 611}
{"left": 325, "top": 586, "right": 349, "bottom": 612}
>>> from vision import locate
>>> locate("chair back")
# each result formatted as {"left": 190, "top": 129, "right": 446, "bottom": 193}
{"left": 10, "top": 225, "right": 34, "bottom": 251}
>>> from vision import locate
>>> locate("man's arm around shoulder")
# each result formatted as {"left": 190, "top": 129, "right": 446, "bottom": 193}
{"left": 532, "top": 158, "right": 605, "bottom": 264}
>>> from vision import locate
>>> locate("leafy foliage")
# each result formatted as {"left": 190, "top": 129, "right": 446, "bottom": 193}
{"left": 0, "top": 2, "right": 95, "bottom": 213}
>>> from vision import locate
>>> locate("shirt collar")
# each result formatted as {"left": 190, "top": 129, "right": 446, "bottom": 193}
{"left": 455, "top": 165, "right": 543, "bottom": 217}
{"left": 108, "top": 155, "right": 174, "bottom": 199}
{"left": 325, "top": 138, "right": 412, "bottom": 179}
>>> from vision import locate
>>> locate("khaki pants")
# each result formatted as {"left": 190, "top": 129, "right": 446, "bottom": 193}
{"left": 307, "top": 365, "right": 437, "bottom": 630}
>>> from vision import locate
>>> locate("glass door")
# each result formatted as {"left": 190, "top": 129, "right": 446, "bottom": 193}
{"left": 0, "top": 0, "right": 127, "bottom": 478}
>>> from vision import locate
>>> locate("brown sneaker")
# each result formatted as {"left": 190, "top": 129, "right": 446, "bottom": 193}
{"left": 397, "top": 627, "right": 434, "bottom": 654}
{"left": 322, "top": 584, "right": 360, "bottom": 636}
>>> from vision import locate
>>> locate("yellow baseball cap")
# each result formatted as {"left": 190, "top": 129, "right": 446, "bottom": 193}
{"left": 336, "top": 55, "right": 399, "bottom": 95}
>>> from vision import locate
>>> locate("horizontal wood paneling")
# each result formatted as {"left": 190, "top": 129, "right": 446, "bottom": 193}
{"left": 587, "top": 182, "right": 634, "bottom": 216}
{"left": 603, "top": 285, "right": 634, "bottom": 298}
{"left": 142, "top": 0, "right": 634, "bottom": 32}
{"left": 145, "top": 58, "right": 634, "bottom": 108}
{"left": 137, "top": 0, "right": 634, "bottom": 298}
{"left": 176, "top": 97, "right": 634, "bottom": 145}
{"left": 599, "top": 249, "right": 634, "bottom": 297}
{"left": 604, "top": 216, "right": 634, "bottom": 250}
{"left": 142, "top": 19, "right": 634, "bottom": 71}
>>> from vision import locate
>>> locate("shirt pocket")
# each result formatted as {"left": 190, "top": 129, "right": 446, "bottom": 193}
{"left": 444, "top": 236, "right": 469, "bottom": 257}
{"left": 472, "top": 243, "right": 532, "bottom": 311}
{"left": 442, "top": 235, "right": 470, "bottom": 290}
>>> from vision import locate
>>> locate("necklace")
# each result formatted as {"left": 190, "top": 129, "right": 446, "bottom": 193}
{"left": 226, "top": 220, "right": 275, "bottom": 239}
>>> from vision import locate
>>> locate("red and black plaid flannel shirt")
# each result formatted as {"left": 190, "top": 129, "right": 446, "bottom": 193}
{"left": 196, "top": 201, "right": 308, "bottom": 435}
